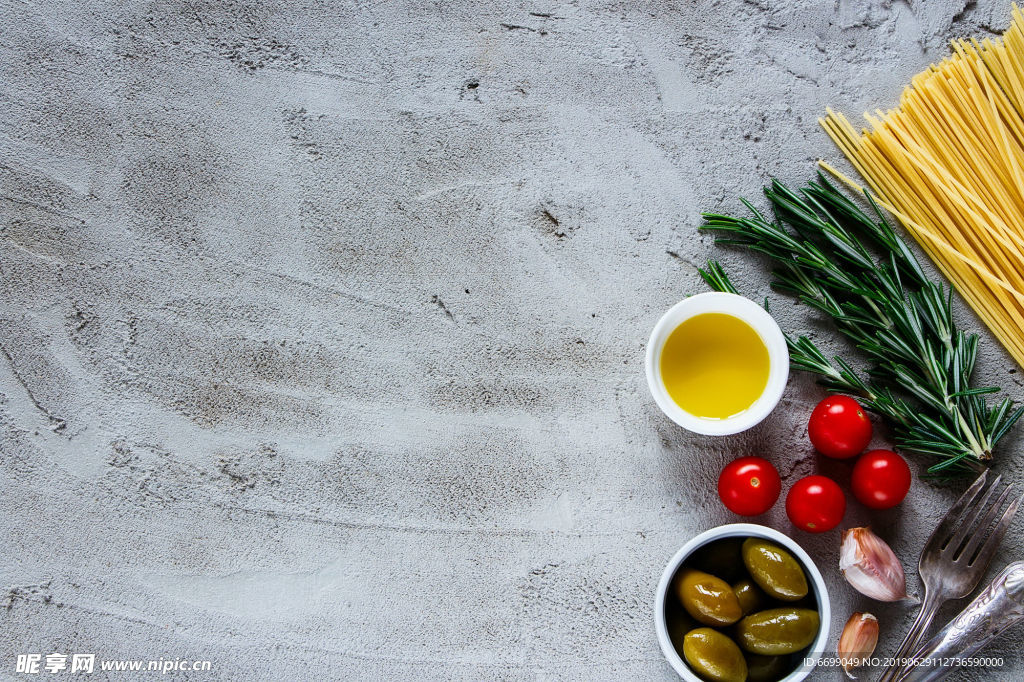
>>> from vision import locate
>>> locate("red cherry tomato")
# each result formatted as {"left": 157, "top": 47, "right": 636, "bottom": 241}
{"left": 851, "top": 449, "right": 911, "bottom": 509}
{"left": 786, "top": 475, "right": 846, "bottom": 532}
{"left": 718, "top": 457, "right": 782, "bottom": 516}
{"left": 808, "top": 395, "right": 873, "bottom": 459}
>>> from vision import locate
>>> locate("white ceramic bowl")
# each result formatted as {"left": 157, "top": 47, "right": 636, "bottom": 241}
{"left": 645, "top": 292, "right": 789, "bottom": 436}
{"left": 655, "top": 523, "right": 831, "bottom": 682}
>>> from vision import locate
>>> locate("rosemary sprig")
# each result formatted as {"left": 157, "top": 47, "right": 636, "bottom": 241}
{"left": 699, "top": 174, "right": 1023, "bottom": 476}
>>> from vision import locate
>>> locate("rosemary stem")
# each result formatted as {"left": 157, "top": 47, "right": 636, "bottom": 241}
{"left": 699, "top": 177, "right": 1022, "bottom": 475}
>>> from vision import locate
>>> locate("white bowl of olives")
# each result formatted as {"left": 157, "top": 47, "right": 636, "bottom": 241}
{"left": 655, "top": 523, "right": 831, "bottom": 682}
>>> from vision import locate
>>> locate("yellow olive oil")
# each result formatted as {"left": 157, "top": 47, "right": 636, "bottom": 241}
{"left": 660, "top": 313, "right": 770, "bottom": 419}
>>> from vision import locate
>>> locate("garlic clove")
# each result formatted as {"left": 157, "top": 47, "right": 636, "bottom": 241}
{"left": 838, "top": 612, "right": 879, "bottom": 679}
{"left": 839, "top": 527, "right": 910, "bottom": 601}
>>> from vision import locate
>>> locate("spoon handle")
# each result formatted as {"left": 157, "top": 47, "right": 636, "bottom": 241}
{"left": 897, "top": 561, "right": 1024, "bottom": 682}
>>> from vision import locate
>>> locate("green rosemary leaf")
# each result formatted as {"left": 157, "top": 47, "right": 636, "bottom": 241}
{"left": 949, "top": 387, "right": 1002, "bottom": 398}
{"left": 991, "top": 404, "right": 1024, "bottom": 447}
{"left": 926, "top": 450, "right": 975, "bottom": 473}
{"left": 698, "top": 261, "right": 739, "bottom": 295}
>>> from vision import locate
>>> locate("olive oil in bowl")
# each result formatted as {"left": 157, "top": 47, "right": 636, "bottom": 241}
{"left": 660, "top": 312, "right": 770, "bottom": 420}
{"left": 646, "top": 292, "right": 789, "bottom": 435}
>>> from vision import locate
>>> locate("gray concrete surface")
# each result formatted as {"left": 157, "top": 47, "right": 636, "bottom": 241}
{"left": 3, "top": 0, "right": 1024, "bottom": 679}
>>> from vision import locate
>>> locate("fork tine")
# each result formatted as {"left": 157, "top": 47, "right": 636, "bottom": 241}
{"left": 944, "top": 474, "right": 1002, "bottom": 556}
{"left": 956, "top": 484, "right": 1013, "bottom": 562}
{"left": 968, "top": 486, "right": 1022, "bottom": 569}
{"left": 925, "top": 470, "right": 989, "bottom": 549}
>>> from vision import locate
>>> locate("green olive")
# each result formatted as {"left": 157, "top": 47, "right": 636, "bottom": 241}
{"left": 675, "top": 568, "right": 743, "bottom": 626}
{"left": 690, "top": 538, "right": 745, "bottom": 582}
{"left": 741, "top": 538, "right": 808, "bottom": 601}
{"left": 744, "top": 654, "right": 788, "bottom": 682}
{"left": 732, "top": 579, "right": 766, "bottom": 616}
{"left": 683, "top": 628, "right": 748, "bottom": 682}
{"left": 736, "top": 608, "right": 820, "bottom": 655}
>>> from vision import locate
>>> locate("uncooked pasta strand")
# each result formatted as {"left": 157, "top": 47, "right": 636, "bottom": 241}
{"left": 820, "top": 4, "right": 1024, "bottom": 367}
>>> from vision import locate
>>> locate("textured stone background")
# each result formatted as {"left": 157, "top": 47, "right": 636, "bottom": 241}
{"left": 3, "top": 0, "right": 1024, "bottom": 679}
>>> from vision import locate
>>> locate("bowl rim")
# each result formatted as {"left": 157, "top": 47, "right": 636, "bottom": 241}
{"left": 654, "top": 522, "right": 831, "bottom": 682}
{"left": 645, "top": 292, "right": 789, "bottom": 436}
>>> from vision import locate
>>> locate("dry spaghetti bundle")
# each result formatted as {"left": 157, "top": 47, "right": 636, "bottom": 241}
{"left": 821, "top": 4, "right": 1024, "bottom": 366}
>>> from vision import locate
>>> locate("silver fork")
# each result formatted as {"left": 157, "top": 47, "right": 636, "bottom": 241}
{"left": 878, "top": 470, "right": 1020, "bottom": 682}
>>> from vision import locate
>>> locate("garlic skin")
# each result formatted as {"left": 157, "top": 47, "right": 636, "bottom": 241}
{"left": 840, "top": 527, "right": 909, "bottom": 601}
{"left": 838, "top": 612, "right": 879, "bottom": 679}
